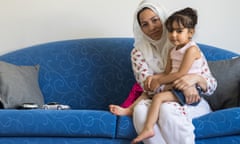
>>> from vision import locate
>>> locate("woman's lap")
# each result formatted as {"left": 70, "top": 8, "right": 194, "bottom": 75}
{"left": 186, "top": 98, "right": 212, "bottom": 120}
{"left": 128, "top": 83, "right": 212, "bottom": 143}
{"left": 133, "top": 98, "right": 206, "bottom": 144}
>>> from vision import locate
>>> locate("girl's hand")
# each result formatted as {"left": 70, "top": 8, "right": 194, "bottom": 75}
{"left": 150, "top": 73, "right": 166, "bottom": 91}
{"left": 144, "top": 76, "right": 153, "bottom": 91}
{"left": 173, "top": 74, "right": 198, "bottom": 91}
{"left": 150, "top": 77, "right": 161, "bottom": 91}
{"left": 144, "top": 75, "right": 161, "bottom": 92}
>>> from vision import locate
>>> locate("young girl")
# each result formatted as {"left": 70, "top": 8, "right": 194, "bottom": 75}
{"left": 131, "top": 7, "right": 214, "bottom": 143}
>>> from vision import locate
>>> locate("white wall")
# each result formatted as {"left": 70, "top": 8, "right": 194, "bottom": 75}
{"left": 0, "top": 0, "right": 239, "bottom": 55}
{"left": 161, "top": 0, "right": 240, "bottom": 54}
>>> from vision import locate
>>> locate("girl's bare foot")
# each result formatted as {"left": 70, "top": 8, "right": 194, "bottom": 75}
{"left": 131, "top": 128, "right": 154, "bottom": 144}
{"left": 109, "top": 104, "right": 132, "bottom": 116}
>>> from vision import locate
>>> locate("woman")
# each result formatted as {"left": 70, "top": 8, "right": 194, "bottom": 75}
{"left": 110, "top": 0, "right": 217, "bottom": 143}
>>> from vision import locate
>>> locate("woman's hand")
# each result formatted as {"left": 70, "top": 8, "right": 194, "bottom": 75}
{"left": 183, "top": 86, "right": 200, "bottom": 104}
{"left": 173, "top": 74, "right": 207, "bottom": 104}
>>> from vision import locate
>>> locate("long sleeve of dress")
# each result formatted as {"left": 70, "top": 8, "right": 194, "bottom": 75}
{"left": 131, "top": 48, "right": 153, "bottom": 88}
{"left": 200, "top": 57, "right": 217, "bottom": 96}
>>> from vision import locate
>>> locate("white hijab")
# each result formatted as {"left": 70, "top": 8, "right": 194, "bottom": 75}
{"left": 133, "top": 0, "right": 173, "bottom": 73}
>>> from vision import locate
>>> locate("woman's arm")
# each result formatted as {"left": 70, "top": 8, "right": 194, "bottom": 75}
{"left": 131, "top": 48, "right": 168, "bottom": 92}
{"left": 131, "top": 48, "right": 153, "bottom": 90}
{"left": 197, "top": 57, "right": 217, "bottom": 95}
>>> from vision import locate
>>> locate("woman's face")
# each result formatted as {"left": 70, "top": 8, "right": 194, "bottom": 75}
{"left": 138, "top": 8, "right": 163, "bottom": 40}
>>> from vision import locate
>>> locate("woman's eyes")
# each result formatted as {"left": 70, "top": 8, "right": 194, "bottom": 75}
{"left": 152, "top": 17, "right": 160, "bottom": 23}
{"left": 140, "top": 23, "right": 148, "bottom": 27}
{"left": 140, "top": 17, "right": 160, "bottom": 27}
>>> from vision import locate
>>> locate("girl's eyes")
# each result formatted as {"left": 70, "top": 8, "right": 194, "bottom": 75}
{"left": 176, "top": 29, "right": 183, "bottom": 33}
{"left": 167, "top": 29, "right": 184, "bottom": 33}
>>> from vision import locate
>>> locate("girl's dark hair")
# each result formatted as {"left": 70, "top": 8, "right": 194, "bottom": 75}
{"left": 165, "top": 7, "right": 198, "bottom": 32}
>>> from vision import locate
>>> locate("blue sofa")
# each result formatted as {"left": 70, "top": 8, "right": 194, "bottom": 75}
{"left": 0, "top": 38, "right": 239, "bottom": 144}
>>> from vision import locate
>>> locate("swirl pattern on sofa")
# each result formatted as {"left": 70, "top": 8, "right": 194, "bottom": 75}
{"left": 0, "top": 110, "right": 116, "bottom": 137}
{"left": 0, "top": 38, "right": 136, "bottom": 110}
{"left": 0, "top": 38, "right": 239, "bottom": 144}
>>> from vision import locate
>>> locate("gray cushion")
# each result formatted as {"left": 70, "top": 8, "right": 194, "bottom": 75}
{"left": 0, "top": 61, "right": 44, "bottom": 109}
{"left": 203, "top": 57, "right": 240, "bottom": 110}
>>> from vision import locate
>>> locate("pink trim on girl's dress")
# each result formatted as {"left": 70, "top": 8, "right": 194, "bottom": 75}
{"left": 120, "top": 82, "right": 143, "bottom": 108}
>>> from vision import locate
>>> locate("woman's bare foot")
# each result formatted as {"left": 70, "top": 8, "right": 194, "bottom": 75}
{"left": 109, "top": 104, "right": 132, "bottom": 116}
{"left": 131, "top": 128, "right": 154, "bottom": 144}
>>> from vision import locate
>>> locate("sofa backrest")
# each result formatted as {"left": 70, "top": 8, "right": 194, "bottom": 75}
{"left": 197, "top": 43, "right": 238, "bottom": 61}
{"left": 0, "top": 38, "right": 238, "bottom": 110}
{"left": 0, "top": 38, "right": 136, "bottom": 110}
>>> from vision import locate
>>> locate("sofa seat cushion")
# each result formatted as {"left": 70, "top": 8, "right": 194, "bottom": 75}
{"left": 0, "top": 137, "right": 131, "bottom": 144}
{"left": 193, "top": 107, "right": 240, "bottom": 139}
{"left": 0, "top": 109, "right": 116, "bottom": 138}
{"left": 115, "top": 116, "right": 137, "bottom": 140}
{"left": 196, "top": 135, "right": 240, "bottom": 144}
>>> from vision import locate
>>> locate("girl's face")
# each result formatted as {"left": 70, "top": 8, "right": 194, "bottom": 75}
{"left": 139, "top": 8, "right": 163, "bottom": 40}
{"left": 168, "top": 21, "right": 194, "bottom": 48}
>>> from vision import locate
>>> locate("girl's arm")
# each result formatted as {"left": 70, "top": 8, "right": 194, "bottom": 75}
{"left": 164, "top": 47, "right": 173, "bottom": 74}
{"left": 173, "top": 56, "right": 217, "bottom": 96}
{"left": 158, "top": 46, "right": 201, "bottom": 86}
{"left": 148, "top": 48, "right": 172, "bottom": 91}
{"left": 173, "top": 74, "right": 206, "bottom": 90}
